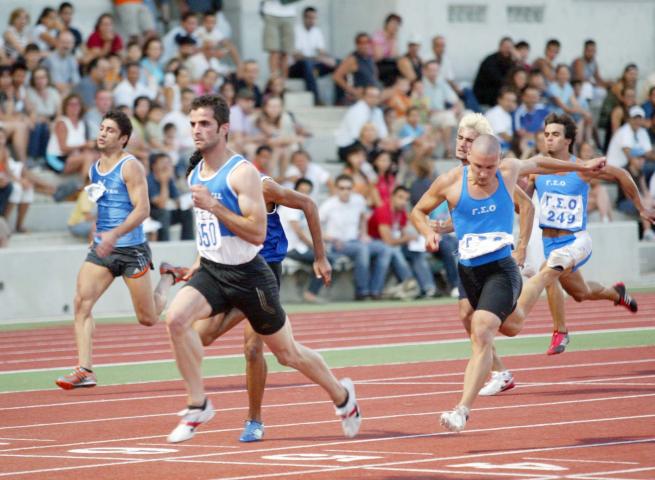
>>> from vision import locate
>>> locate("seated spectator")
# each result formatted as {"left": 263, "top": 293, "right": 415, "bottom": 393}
{"left": 251, "top": 145, "right": 274, "bottom": 174}
{"left": 279, "top": 178, "right": 334, "bottom": 303}
{"left": 422, "top": 61, "right": 461, "bottom": 157}
{"left": 386, "top": 76, "right": 413, "bottom": 120}
{"left": 342, "top": 144, "right": 380, "bottom": 207}
{"left": 160, "top": 87, "right": 195, "bottom": 161}
{"left": 0, "top": 128, "right": 15, "bottom": 219}
{"left": 194, "top": 68, "right": 220, "bottom": 96}
{"left": 368, "top": 185, "right": 427, "bottom": 298}
{"left": 642, "top": 86, "right": 655, "bottom": 129}
{"left": 162, "top": 12, "right": 200, "bottom": 64}
{"left": 396, "top": 35, "right": 423, "bottom": 82}
{"left": 148, "top": 153, "right": 194, "bottom": 241}
{"left": 485, "top": 87, "right": 517, "bottom": 154}
{"left": 113, "top": 62, "right": 156, "bottom": 110}
{"left": 409, "top": 79, "right": 431, "bottom": 124}
{"left": 607, "top": 106, "right": 654, "bottom": 168}
{"left": 527, "top": 69, "right": 550, "bottom": 104}
{"left": 514, "top": 86, "right": 550, "bottom": 157}
{"left": 85, "top": 89, "right": 113, "bottom": 140}
{"left": 195, "top": 10, "right": 229, "bottom": 45}
{"left": 473, "top": 37, "right": 517, "bottom": 107}
{"left": 604, "top": 86, "right": 638, "bottom": 153}
{"left": 283, "top": 150, "right": 333, "bottom": 201}
{"left": 548, "top": 64, "right": 593, "bottom": 144}
{"left": 104, "top": 52, "right": 124, "bottom": 91}
{"left": 43, "top": 30, "right": 79, "bottom": 95}
{"left": 218, "top": 81, "right": 236, "bottom": 106}
{"left": 503, "top": 66, "right": 528, "bottom": 96}
{"left": 332, "top": 33, "right": 381, "bottom": 104}
{"left": 616, "top": 147, "right": 654, "bottom": 240}
{"left": 234, "top": 59, "right": 263, "bottom": 108}
{"left": 335, "top": 85, "right": 388, "bottom": 160}
{"left": 3, "top": 8, "right": 30, "bottom": 61}
{"left": 25, "top": 66, "right": 61, "bottom": 161}
{"left": 140, "top": 38, "right": 165, "bottom": 88}
{"left": 372, "top": 13, "right": 402, "bottom": 86}
{"left": 263, "top": 75, "right": 286, "bottom": 102}
{"left": 0, "top": 66, "right": 30, "bottom": 163}
{"left": 160, "top": 123, "right": 182, "bottom": 173}
{"left": 23, "top": 44, "right": 42, "bottom": 80}
{"left": 370, "top": 150, "right": 396, "bottom": 205}
{"left": 163, "top": 66, "right": 192, "bottom": 112}
{"left": 255, "top": 95, "right": 305, "bottom": 180}
{"left": 45, "top": 93, "right": 95, "bottom": 177}
{"left": 431, "top": 35, "right": 474, "bottom": 109}
{"left": 228, "top": 88, "right": 263, "bottom": 155}
{"left": 571, "top": 39, "right": 610, "bottom": 105}
{"left": 532, "top": 38, "right": 561, "bottom": 83}
{"left": 126, "top": 95, "right": 153, "bottom": 165}
{"left": 73, "top": 57, "right": 109, "bottom": 108}
{"left": 112, "top": 0, "right": 156, "bottom": 44}
{"left": 186, "top": 38, "right": 238, "bottom": 80}
{"left": 33, "top": 7, "right": 62, "bottom": 54}
{"left": 84, "top": 13, "right": 124, "bottom": 65}
{"left": 514, "top": 40, "right": 531, "bottom": 71}
{"left": 319, "top": 173, "right": 392, "bottom": 300}
{"left": 397, "top": 106, "right": 437, "bottom": 163}
{"left": 57, "top": 2, "right": 83, "bottom": 52}
{"left": 68, "top": 181, "right": 96, "bottom": 241}
{"left": 289, "top": 6, "right": 337, "bottom": 105}
{"left": 579, "top": 141, "right": 613, "bottom": 223}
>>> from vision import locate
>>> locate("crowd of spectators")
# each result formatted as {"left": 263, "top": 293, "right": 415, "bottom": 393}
{"left": 0, "top": 0, "right": 654, "bottom": 299}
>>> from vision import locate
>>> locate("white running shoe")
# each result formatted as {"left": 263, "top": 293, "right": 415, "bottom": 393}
{"left": 335, "top": 378, "right": 361, "bottom": 438}
{"left": 479, "top": 370, "right": 516, "bottom": 396}
{"left": 167, "top": 398, "right": 215, "bottom": 443}
{"left": 440, "top": 405, "right": 469, "bottom": 432}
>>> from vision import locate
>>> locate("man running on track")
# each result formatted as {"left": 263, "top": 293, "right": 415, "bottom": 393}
{"left": 523, "top": 113, "right": 653, "bottom": 341}
{"left": 164, "top": 94, "right": 360, "bottom": 443}
{"left": 411, "top": 134, "right": 605, "bottom": 432}
{"left": 55, "top": 110, "right": 181, "bottom": 390}
{"left": 189, "top": 156, "right": 332, "bottom": 442}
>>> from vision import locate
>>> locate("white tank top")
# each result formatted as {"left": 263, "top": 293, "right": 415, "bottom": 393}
{"left": 47, "top": 117, "right": 87, "bottom": 156}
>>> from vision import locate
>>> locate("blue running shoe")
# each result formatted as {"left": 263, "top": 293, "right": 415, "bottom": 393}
{"left": 239, "top": 420, "right": 264, "bottom": 442}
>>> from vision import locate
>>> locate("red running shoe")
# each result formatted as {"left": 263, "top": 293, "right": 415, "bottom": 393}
{"left": 547, "top": 331, "right": 570, "bottom": 355}
{"left": 613, "top": 282, "right": 638, "bottom": 313}
{"left": 160, "top": 262, "right": 190, "bottom": 284}
{"left": 56, "top": 367, "right": 97, "bottom": 390}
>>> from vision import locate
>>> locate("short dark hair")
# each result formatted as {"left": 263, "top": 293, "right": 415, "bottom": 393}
{"left": 294, "top": 177, "right": 313, "bottom": 191}
{"left": 584, "top": 39, "right": 596, "bottom": 48}
{"left": 24, "top": 43, "right": 40, "bottom": 54}
{"left": 59, "top": 2, "right": 73, "bottom": 12}
{"left": 303, "top": 6, "right": 317, "bottom": 16}
{"left": 256, "top": 145, "right": 273, "bottom": 156}
{"left": 393, "top": 185, "right": 410, "bottom": 196}
{"left": 190, "top": 94, "right": 230, "bottom": 127}
{"left": 103, "top": 109, "right": 133, "bottom": 148}
{"left": 163, "top": 122, "right": 176, "bottom": 133}
{"left": 181, "top": 12, "right": 197, "bottom": 22}
{"left": 546, "top": 38, "right": 560, "bottom": 49}
{"left": 515, "top": 40, "right": 530, "bottom": 50}
{"left": 355, "top": 32, "right": 370, "bottom": 43}
{"left": 384, "top": 13, "right": 402, "bottom": 25}
{"left": 291, "top": 149, "right": 310, "bottom": 162}
{"left": 335, "top": 173, "right": 354, "bottom": 186}
{"left": 544, "top": 112, "right": 577, "bottom": 153}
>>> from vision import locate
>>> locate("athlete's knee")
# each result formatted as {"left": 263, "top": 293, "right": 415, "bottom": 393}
{"left": 74, "top": 293, "right": 94, "bottom": 318}
{"left": 569, "top": 290, "right": 588, "bottom": 302}
{"left": 165, "top": 310, "right": 190, "bottom": 337}
{"left": 272, "top": 345, "right": 300, "bottom": 368}
{"left": 243, "top": 335, "right": 264, "bottom": 364}
{"left": 470, "top": 314, "right": 499, "bottom": 346}
{"left": 135, "top": 309, "right": 158, "bottom": 327}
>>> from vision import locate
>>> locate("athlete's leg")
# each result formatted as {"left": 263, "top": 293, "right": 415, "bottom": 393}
{"left": 559, "top": 270, "right": 620, "bottom": 303}
{"left": 74, "top": 263, "right": 115, "bottom": 369}
{"left": 547, "top": 281, "right": 567, "bottom": 333}
{"left": 124, "top": 271, "right": 159, "bottom": 326}
{"left": 459, "top": 298, "right": 505, "bottom": 372}
{"left": 261, "top": 318, "right": 346, "bottom": 405}
{"left": 195, "top": 308, "right": 247, "bottom": 347}
{"left": 153, "top": 274, "right": 174, "bottom": 316}
{"left": 166, "top": 286, "right": 213, "bottom": 406}
{"left": 459, "top": 310, "right": 501, "bottom": 409}
{"left": 243, "top": 323, "right": 267, "bottom": 423}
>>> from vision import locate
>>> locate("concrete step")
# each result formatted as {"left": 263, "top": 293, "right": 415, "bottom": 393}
{"left": 5, "top": 202, "right": 76, "bottom": 233}
{"left": 285, "top": 91, "right": 314, "bottom": 110}
{"left": 639, "top": 241, "right": 655, "bottom": 274}
{"left": 8, "top": 230, "right": 86, "bottom": 248}
{"left": 292, "top": 106, "right": 347, "bottom": 125}
{"left": 302, "top": 132, "right": 337, "bottom": 164}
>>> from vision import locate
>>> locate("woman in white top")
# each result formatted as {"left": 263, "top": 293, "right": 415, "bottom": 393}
{"left": 32, "top": 7, "right": 61, "bottom": 53}
{"left": 26, "top": 66, "right": 61, "bottom": 159}
{"left": 3, "top": 9, "right": 30, "bottom": 60}
{"left": 46, "top": 93, "right": 95, "bottom": 177}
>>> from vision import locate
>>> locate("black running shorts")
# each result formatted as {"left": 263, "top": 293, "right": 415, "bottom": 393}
{"left": 85, "top": 242, "right": 153, "bottom": 278}
{"left": 267, "top": 261, "right": 282, "bottom": 287}
{"left": 457, "top": 256, "right": 522, "bottom": 322}
{"left": 186, "top": 255, "right": 286, "bottom": 335}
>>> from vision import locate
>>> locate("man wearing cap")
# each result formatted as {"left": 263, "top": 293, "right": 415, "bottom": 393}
{"left": 162, "top": 12, "right": 200, "bottom": 63}
{"left": 607, "top": 105, "right": 654, "bottom": 169}
{"left": 397, "top": 34, "right": 424, "bottom": 82}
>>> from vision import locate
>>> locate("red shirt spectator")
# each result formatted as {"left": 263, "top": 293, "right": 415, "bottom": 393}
{"left": 86, "top": 31, "right": 123, "bottom": 54}
{"left": 368, "top": 202, "right": 406, "bottom": 239}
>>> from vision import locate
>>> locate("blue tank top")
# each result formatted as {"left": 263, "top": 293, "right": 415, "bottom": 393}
{"left": 188, "top": 154, "right": 261, "bottom": 265}
{"left": 451, "top": 167, "right": 515, "bottom": 267}
{"left": 535, "top": 156, "right": 588, "bottom": 233}
{"left": 91, "top": 154, "right": 145, "bottom": 247}
{"left": 260, "top": 176, "right": 288, "bottom": 263}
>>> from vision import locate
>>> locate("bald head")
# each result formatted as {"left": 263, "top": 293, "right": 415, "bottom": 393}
{"left": 470, "top": 134, "right": 500, "bottom": 158}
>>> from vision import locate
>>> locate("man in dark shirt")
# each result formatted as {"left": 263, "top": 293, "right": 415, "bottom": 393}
{"left": 473, "top": 37, "right": 517, "bottom": 107}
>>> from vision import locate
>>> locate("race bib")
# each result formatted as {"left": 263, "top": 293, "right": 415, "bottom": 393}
{"left": 458, "top": 232, "right": 514, "bottom": 260}
{"left": 539, "top": 192, "right": 583, "bottom": 229}
{"left": 194, "top": 208, "right": 221, "bottom": 252}
{"left": 84, "top": 182, "right": 107, "bottom": 203}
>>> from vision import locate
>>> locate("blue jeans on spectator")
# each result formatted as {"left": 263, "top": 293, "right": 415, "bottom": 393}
{"left": 368, "top": 239, "right": 393, "bottom": 296}
{"left": 435, "top": 234, "right": 459, "bottom": 288}
{"left": 151, "top": 207, "right": 194, "bottom": 241}
{"left": 460, "top": 87, "right": 482, "bottom": 113}
{"left": 389, "top": 246, "right": 414, "bottom": 282}
{"left": 289, "top": 58, "right": 336, "bottom": 104}
{"left": 405, "top": 249, "right": 436, "bottom": 294}
{"left": 28, "top": 122, "right": 50, "bottom": 159}
{"left": 0, "top": 183, "right": 13, "bottom": 215}
{"left": 286, "top": 247, "right": 337, "bottom": 295}
{"left": 329, "top": 239, "right": 392, "bottom": 297}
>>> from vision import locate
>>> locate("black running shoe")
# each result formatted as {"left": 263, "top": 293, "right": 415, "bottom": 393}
{"left": 613, "top": 282, "right": 638, "bottom": 313}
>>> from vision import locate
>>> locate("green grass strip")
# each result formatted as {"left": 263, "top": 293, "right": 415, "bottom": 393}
{"left": 2, "top": 329, "right": 653, "bottom": 393}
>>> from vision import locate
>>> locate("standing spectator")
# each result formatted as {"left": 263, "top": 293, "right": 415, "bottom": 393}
{"left": 45, "top": 93, "right": 95, "bottom": 177}
{"left": 607, "top": 106, "right": 654, "bottom": 168}
{"left": 113, "top": 62, "right": 155, "bottom": 108}
{"left": 32, "top": 8, "right": 62, "bottom": 53}
{"left": 335, "top": 85, "right": 388, "bottom": 159}
{"left": 261, "top": 0, "right": 297, "bottom": 79}
{"left": 473, "top": 37, "right": 516, "bottom": 107}
{"left": 234, "top": 60, "right": 263, "bottom": 108}
{"left": 162, "top": 12, "right": 200, "bottom": 64}
{"left": 371, "top": 13, "right": 402, "bottom": 85}
{"left": 112, "top": 0, "right": 156, "bottom": 43}
{"left": 485, "top": 87, "right": 517, "bottom": 154}
{"left": 57, "top": 2, "right": 83, "bottom": 52}
{"left": 571, "top": 39, "right": 610, "bottom": 104}
{"left": 320, "top": 173, "right": 392, "bottom": 300}
{"left": 532, "top": 39, "right": 561, "bottom": 84}
{"left": 148, "top": 153, "right": 194, "bottom": 241}
{"left": 43, "top": 30, "right": 80, "bottom": 95}
{"left": 283, "top": 150, "right": 333, "bottom": 202}
{"left": 25, "top": 66, "right": 61, "bottom": 161}
{"left": 332, "top": 33, "right": 381, "bottom": 104}
{"left": 84, "top": 14, "right": 124, "bottom": 65}
{"left": 3, "top": 8, "right": 30, "bottom": 61}
{"left": 289, "top": 6, "right": 337, "bottom": 105}
{"left": 84, "top": 89, "right": 113, "bottom": 140}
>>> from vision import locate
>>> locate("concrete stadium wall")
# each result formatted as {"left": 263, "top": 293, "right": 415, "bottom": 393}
{"left": 0, "top": 222, "right": 644, "bottom": 324}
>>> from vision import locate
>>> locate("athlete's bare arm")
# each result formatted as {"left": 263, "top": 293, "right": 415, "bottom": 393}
{"left": 96, "top": 159, "right": 150, "bottom": 257}
{"left": 515, "top": 154, "right": 606, "bottom": 176}
{"left": 190, "top": 162, "right": 267, "bottom": 245}
{"left": 263, "top": 179, "right": 332, "bottom": 286}
{"left": 512, "top": 187, "right": 535, "bottom": 267}
{"left": 586, "top": 165, "right": 655, "bottom": 223}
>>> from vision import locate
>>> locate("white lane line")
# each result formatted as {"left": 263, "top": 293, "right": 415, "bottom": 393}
{"left": 137, "top": 443, "right": 238, "bottom": 449}
{"left": 522, "top": 457, "right": 640, "bottom": 465}
{"left": 0, "top": 438, "right": 55, "bottom": 442}
{"left": 323, "top": 448, "right": 435, "bottom": 456}
{"left": 567, "top": 466, "right": 655, "bottom": 479}
{"left": 364, "top": 466, "right": 553, "bottom": 478}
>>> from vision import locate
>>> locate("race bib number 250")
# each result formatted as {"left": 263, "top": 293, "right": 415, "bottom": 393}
{"left": 194, "top": 208, "right": 221, "bottom": 251}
